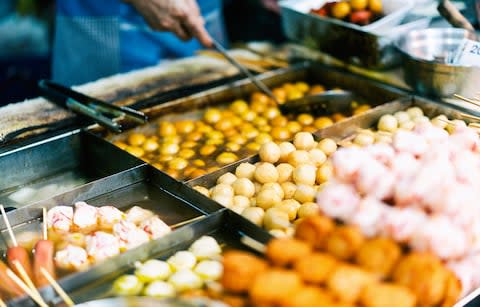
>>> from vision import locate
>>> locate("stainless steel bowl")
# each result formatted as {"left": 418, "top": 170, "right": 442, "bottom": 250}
{"left": 395, "top": 28, "right": 480, "bottom": 98}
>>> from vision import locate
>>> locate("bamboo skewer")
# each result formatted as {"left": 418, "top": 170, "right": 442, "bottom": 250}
{"left": 6, "top": 269, "right": 48, "bottom": 307}
{"left": 42, "top": 207, "right": 47, "bottom": 241}
{"left": 0, "top": 205, "right": 17, "bottom": 247}
{"left": 12, "top": 260, "right": 42, "bottom": 301}
{"left": 0, "top": 297, "right": 7, "bottom": 307}
{"left": 170, "top": 215, "right": 206, "bottom": 230}
{"left": 40, "top": 267, "right": 74, "bottom": 307}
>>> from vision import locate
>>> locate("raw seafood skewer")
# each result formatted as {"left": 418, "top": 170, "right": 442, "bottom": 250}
{"left": 40, "top": 267, "right": 74, "bottom": 307}
{"left": 6, "top": 269, "right": 48, "bottom": 307}
{"left": 34, "top": 208, "right": 56, "bottom": 288}
{"left": 0, "top": 205, "right": 34, "bottom": 284}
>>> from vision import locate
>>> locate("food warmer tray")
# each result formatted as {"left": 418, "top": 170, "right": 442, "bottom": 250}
{"left": 280, "top": 2, "right": 429, "bottom": 70}
{"left": 12, "top": 209, "right": 270, "bottom": 307}
{"left": 3, "top": 164, "right": 227, "bottom": 307}
{"left": 0, "top": 130, "right": 145, "bottom": 210}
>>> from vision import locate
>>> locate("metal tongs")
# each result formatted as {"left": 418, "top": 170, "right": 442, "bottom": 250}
{"left": 38, "top": 80, "right": 147, "bottom": 133}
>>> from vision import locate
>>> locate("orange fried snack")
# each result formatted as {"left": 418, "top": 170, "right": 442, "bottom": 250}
{"left": 393, "top": 252, "right": 450, "bottom": 307}
{"left": 222, "top": 251, "right": 269, "bottom": 294}
{"left": 441, "top": 271, "right": 462, "bottom": 307}
{"left": 293, "top": 252, "right": 338, "bottom": 284}
{"left": 327, "top": 264, "right": 376, "bottom": 304}
{"left": 359, "top": 282, "right": 417, "bottom": 307}
{"left": 249, "top": 269, "right": 303, "bottom": 306}
{"left": 355, "top": 237, "right": 402, "bottom": 279}
{"left": 325, "top": 225, "right": 365, "bottom": 261}
{"left": 266, "top": 238, "right": 312, "bottom": 267}
{"left": 280, "top": 286, "right": 335, "bottom": 307}
{"left": 295, "top": 215, "right": 335, "bottom": 250}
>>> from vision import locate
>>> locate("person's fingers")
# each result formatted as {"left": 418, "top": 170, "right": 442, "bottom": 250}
{"left": 187, "top": 0, "right": 201, "bottom": 17}
{"left": 171, "top": 21, "right": 192, "bottom": 41}
{"left": 183, "top": 15, "right": 213, "bottom": 47}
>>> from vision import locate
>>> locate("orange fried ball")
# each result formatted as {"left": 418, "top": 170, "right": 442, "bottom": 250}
{"left": 441, "top": 271, "right": 463, "bottom": 307}
{"left": 249, "top": 269, "right": 303, "bottom": 306}
{"left": 222, "top": 251, "right": 269, "bottom": 294}
{"left": 326, "top": 225, "right": 365, "bottom": 261}
{"left": 359, "top": 282, "right": 417, "bottom": 307}
{"left": 280, "top": 286, "right": 335, "bottom": 307}
{"left": 355, "top": 237, "right": 402, "bottom": 279}
{"left": 295, "top": 215, "right": 335, "bottom": 250}
{"left": 392, "top": 252, "right": 450, "bottom": 307}
{"left": 266, "top": 238, "right": 312, "bottom": 267}
{"left": 293, "top": 252, "right": 337, "bottom": 285}
{"left": 327, "top": 264, "right": 376, "bottom": 304}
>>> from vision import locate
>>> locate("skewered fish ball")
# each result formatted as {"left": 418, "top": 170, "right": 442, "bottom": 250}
{"left": 135, "top": 259, "right": 172, "bottom": 282}
{"left": 167, "top": 251, "right": 197, "bottom": 271}
{"left": 189, "top": 236, "right": 222, "bottom": 260}
{"left": 142, "top": 280, "right": 176, "bottom": 298}
{"left": 194, "top": 260, "right": 223, "bottom": 281}
{"left": 113, "top": 275, "right": 144, "bottom": 296}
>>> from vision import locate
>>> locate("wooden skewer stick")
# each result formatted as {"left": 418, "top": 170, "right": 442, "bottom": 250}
{"left": 12, "top": 260, "right": 42, "bottom": 300}
{"left": 460, "top": 112, "right": 480, "bottom": 122}
{"left": 0, "top": 297, "right": 7, "bottom": 307}
{"left": 42, "top": 207, "right": 48, "bottom": 241}
{"left": 170, "top": 215, "right": 206, "bottom": 229}
{"left": 240, "top": 235, "right": 266, "bottom": 254}
{"left": 6, "top": 269, "right": 48, "bottom": 307}
{"left": 0, "top": 205, "right": 17, "bottom": 247}
{"left": 40, "top": 267, "right": 74, "bottom": 307}
{"left": 454, "top": 94, "right": 480, "bottom": 107}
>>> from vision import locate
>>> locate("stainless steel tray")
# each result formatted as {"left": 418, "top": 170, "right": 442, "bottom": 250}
{"left": 3, "top": 165, "right": 226, "bottom": 307}
{"left": 27, "top": 210, "right": 269, "bottom": 306}
{"left": 0, "top": 130, "right": 145, "bottom": 210}
{"left": 280, "top": 3, "right": 427, "bottom": 69}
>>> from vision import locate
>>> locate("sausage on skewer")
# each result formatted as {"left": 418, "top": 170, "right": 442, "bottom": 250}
{"left": 0, "top": 259, "right": 24, "bottom": 298}
{"left": 34, "top": 208, "right": 56, "bottom": 288}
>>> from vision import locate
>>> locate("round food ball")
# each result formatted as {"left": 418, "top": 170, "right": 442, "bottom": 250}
{"left": 212, "top": 194, "right": 233, "bottom": 208}
{"left": 406, "top": 106, "right": 424, "bottom": 119}
{"left": 317, "top": 138, "right": 337, "bottom": 156}
{"left": 254, "top": 163, "right": 279, "bottom": 184}
{"left": 294, "top": 184, "right": 316, "bottom": 203}
{"left": 293, "top": 164, "right": 317, "bottom": 186}
{"left": 294, "top": 132, "right": 316, "bottom": 150}
{"left": 266, "top": 238, "right": 312, "bottom": 266}
{"left": 194, "top": 260, "right": 223, "bottom": 281}
{"left": 297, "top": 202, "right": 319, "bottom": 218}
{"left": 235, "top": 162, "right": 256, "bottom": 179}
{"left": 288, "top": 150, "right": 311, "bottom": 167}
{"left": 279, "top": 142, "right": 296, "bottom": 162}
{"left": 135, "top": 259, "right": 172, "bottom": 282}
{"left": 369, "top": 0, "right": 382, "bottom": 13}
{"left": 277, "top": 163, "right": 294, "bottom": 183}
{"left": 316, "top": 162, "right": 333, "bottom": 184}
{"left": 314, "top": 117, "right": 334, "bottom": 129}
{"left": 351, "top": 0, "right": 368, "bottom": 10}
{"left": 378, "top": 115, "right": 398, "bottom": 132}
{"left": 128, "top": 133, "right": 146, "bottom": 146}
{"left": 264, "top": 208, "right": 291, "bottom": 231}
{"left": 275, "top": 199, "right": 301, "bottom": 221}
{"left": 189, "top": 236, "right": 222, "bottom": 260}
{"left": 167, "top": 251, "right": 197, "bottom": 271}
{"left": 168, "top": 270, "right": 203, "bottom": 292}
{"left": 233, "top": 195, "right": 251, "bottom": 209}
{"left": 261, "top": 183, "right": 285, "bottom": 199}
{"left": 414, "top": 116, "right": 429, "bottom": 124}
{"left": 259, "top": 142, "right": 281, "bottom": 163}
{"left": 256, "top": 189, "right": 283, "bottom": 210}
{"left": 431, "top": 115, "right": 448, "bottom": 129}
{"left": 308, "top": 149, "right": 327, "bottom": 167}
{"left": 113, "top": 275, "right": 143, "bottom": 296}
{"left": 232, "top": 178, "right": 256, "bottom": 198}
{"left": 211, "top": 184, "right": 234, "bottom": 198}
{"left": 241, "top": 207, "right": 265, "bottom": 226}
{"left": 332, "top": 2, "right": 351, "bottom": 19}
{"left": 142, "top": 280, "right": 175, "bottom": 298}
{"left": 399, "top": 120, "right": 415, "bottom": 131}
{"left": 217, "top": 172, "right": 237, "bottom": 185}
{"left": 281, "top": 182, "right": 298, "bottom": 199}
{"left": 354, "top": 132, "right": 375, "bottom": 146}
{"left": 193, "top": 186, "right": 210, "bottom": 197}
{"left": 394, "top": 111, "right": 410, "bottom": 124}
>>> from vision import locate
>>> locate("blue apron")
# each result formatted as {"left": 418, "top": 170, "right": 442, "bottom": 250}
{"left": 52, "top": 0, "right": 226, "bottom": 85}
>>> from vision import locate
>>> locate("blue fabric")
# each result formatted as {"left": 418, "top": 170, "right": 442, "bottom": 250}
{"left": 53, "top": 0, "right": 225, "bottom": 85}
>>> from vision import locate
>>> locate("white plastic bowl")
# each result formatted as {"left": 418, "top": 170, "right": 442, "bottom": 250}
{"left": 280, "top": 0, "right": 414, "bottom": 33}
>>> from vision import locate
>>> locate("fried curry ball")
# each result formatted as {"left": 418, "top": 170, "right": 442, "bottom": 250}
{"left": 293, "top": 252, "right": 337, "bottom": 285}
{"left": 355, "top": 237, "right": 402, "bottom": 279}
{"left": 392, "top": 252, "right": 450, "bottom": 307}
{"left": 295, "top": 215, "right": 335, "bottom": 250}
{"left": 249, "top": 269, "right": 303, "bottom": 306}
{"left": 266, "top": 238, "right": 312, "bottom": 267}
{"left": 359, "top": 282, "right": 417, "bottom": 307}
{"left": 222, "top": 251, "right": 269, "bottom": 294}
{"left": 441, "top": 271, "right": 462, "bottom": 307}
{"left": 326, "top": 264, "right": 376, "bottom": 304}
{"left": 325, "top": 225, "right": 365, "bottom": 261}
{"left": 280, "top": 286, "right": 335, "bottom": 307}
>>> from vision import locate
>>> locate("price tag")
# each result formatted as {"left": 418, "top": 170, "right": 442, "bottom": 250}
{"left": 452, "top": 38, "right": 480, "bottom": 67}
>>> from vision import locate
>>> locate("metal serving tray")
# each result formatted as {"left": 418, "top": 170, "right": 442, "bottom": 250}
{"left": 280, "top": 3, "right": 428, "bottom": 69}
{"left": 102, "top": 62, "right": 407, "bottom": 181}
{"left": 0, "top": 130, "right": 145, "bottom": 210}
{"left": 2, "top": 165, "right": 225, "bottom": 307}
{"left": 11, "top": 209, "right": 270, "bottom": 307}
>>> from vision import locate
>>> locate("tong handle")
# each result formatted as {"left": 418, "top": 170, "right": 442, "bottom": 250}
{"left": 66, "top": 98, "right": 122, "bottom": 133}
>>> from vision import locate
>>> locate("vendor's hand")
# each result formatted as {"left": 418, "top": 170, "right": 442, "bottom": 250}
{"left": 125, "top": 0, "right": 213, "bottom": 47}
{"left": 261, "top": 0, "right": 280, "bottom": 14}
